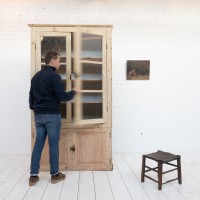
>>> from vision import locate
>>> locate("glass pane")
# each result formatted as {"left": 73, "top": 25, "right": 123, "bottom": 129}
{"left": 81, "top": 33, "right": 102, "bottom": 62}
{"left": 41, "top": 36, "right": 66, "bottom": 63}
{"left": 71, "top": 58, "right": 75, "bottom": 89}
{"left": 41, "top": 36, "right": 67, "bottom": 119}
{"left": 82, "top": 93, "right": 103, "bottom": 119}
{"left": 58, "top": 64, "right": 66, "bottom": 90}
{"left": 60, "top": 103, "right": 66, "bottom": 119}
{"left": 82, "top": 63, "right": 102, "bottom": 90}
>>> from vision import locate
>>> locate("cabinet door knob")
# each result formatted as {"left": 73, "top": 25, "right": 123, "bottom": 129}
{"left": 70, "top": 145, "right": 75, "bottom": 152}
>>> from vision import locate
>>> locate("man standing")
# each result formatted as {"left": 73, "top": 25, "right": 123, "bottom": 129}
{"left": 29, "top": 51, "right": 76, "bottom": 186}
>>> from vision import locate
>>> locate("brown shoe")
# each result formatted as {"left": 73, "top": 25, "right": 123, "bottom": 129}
{"left": 51, "top": 172, "right": 66, "bottom": 184}
{"left": 29, "top": 176, "right": 39, "bottom": 186}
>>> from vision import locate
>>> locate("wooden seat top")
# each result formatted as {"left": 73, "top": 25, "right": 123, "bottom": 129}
{"left": 144, "top": 150, "right": 180, "bottom": 162}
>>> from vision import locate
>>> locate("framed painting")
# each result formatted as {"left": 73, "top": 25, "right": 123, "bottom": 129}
{"left": 127, "top": 60, "right": 150, "bottom": 80}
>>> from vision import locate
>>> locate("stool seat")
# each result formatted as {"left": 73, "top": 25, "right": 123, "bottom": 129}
{"left": 141, "top": 150, "right": 182, "bottom": 190}
{"left": 145, "top": 150, "right": 180, "bottom": 163}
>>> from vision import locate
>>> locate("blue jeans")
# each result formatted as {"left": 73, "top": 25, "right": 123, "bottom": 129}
{"left": 30, "top": 114, "right": 61, "bottom": 176}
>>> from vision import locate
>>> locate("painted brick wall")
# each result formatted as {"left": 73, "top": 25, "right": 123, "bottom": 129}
{"left": 0, "top": 0, "right": 200, "bottom": 153}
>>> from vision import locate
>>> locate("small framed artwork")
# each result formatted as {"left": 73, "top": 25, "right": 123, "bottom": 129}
{"left": 127, "top": 60, "right": 150, "bottom": 80}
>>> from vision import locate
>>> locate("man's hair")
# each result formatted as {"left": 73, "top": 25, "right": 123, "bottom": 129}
{"left": 45, "top": 51, "right": 60, "bottom": 64}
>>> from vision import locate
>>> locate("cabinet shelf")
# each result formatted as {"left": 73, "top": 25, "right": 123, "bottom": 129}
{"left": 41, "top": 62, "right": 66, "bottom": 65}
{"left": 81, "top": 90, "right": 103, "bottom": 93}
{"left": 71, "top": 93, "right": 102, "bottom": 103}
{"left": 82, "top": 79, "right": 102, "bottom": 81}
{"left": 41, "top": 57, "right": 66, "bottom": 63}
{"left": 80, "top": 58, "right": 102, "bottom": 64}
{"left": 72, "top": 79, "right": 102, "bottom": 82}
{"left": 72, "top": 102, "right": 102, "bottom": 104}
{"left": 71, "top": 74, "right": 102, "bottom": 80}
{"left": 60, "top": 74, "right": 66, "bottom": 79}
{"left": 82, "top": 36, "right": 102, "bottom": 40}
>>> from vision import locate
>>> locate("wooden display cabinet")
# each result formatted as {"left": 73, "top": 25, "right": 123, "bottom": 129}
{"left": 29, "top": 25, "right": 112, "bottom": 170}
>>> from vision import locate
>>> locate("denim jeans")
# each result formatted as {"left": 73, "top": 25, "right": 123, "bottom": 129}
{"left": 30, "top": 114, "right": 61, "bottom": 176}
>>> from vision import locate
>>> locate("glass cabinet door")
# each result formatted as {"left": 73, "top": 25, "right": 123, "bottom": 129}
{"left": 37, "top": 32, "right": 72, "bottom": 125}
{"left": 36, "top": 29, "right": 107, "bottom": 126}
{"left": 73, "top": 30, "right": 107, "bottom": 125}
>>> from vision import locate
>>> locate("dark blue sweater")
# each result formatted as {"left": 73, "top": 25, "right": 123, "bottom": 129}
{"left": 29, "top": 66, "right": 75, "bottom": 114}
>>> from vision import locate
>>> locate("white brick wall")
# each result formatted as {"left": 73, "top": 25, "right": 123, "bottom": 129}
{"left": 0, "top": 0, "right": 200, "bottom": 154}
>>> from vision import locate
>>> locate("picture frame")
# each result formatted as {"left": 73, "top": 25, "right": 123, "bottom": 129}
{"left": 126, "top": 60, "right": 150, "bottom": 80}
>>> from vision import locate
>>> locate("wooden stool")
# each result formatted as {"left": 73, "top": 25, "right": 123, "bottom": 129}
{"left": 141, "top": 150, "right": 182, "bottom": 190}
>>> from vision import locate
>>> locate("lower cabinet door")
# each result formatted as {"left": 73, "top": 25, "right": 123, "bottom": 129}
{"left": 32, "top": 128, "right": 112, "bottom": 171}
{"left": 70, "top": 128, "right": 112, "bottom": 170}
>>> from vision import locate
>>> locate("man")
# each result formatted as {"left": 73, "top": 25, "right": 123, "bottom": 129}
{"left": 29, "top": 51, "right": 77, "bottom": 186}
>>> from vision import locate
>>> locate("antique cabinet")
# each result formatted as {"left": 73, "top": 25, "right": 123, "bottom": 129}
{"left": 29, "top": 25, "right": 112, "bottom": 170}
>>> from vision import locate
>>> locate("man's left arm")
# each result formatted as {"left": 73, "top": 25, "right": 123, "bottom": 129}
{"left": 53, "top": 74, "right": 76, "bottom": 101}
{"left": 29, "top": 84, "right": 34, "bottom": 110}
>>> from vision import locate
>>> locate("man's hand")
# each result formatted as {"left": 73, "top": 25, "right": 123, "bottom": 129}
{"left": 72, "top": 88, "right": 80, "bottom": 93}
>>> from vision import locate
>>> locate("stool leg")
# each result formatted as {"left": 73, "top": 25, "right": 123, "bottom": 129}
{"left": 158, "top": 161, "right": 163, "bottom": 190}
{"left": 141, "top": 155, "right": 146, "bottom": 182}
{"left": 177, "top": 157, "right": 182, "bottom": 184}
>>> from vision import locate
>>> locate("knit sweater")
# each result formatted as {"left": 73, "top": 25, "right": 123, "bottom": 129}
{"left": 29, "top": 65, "right": 75, "bottom": 114}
